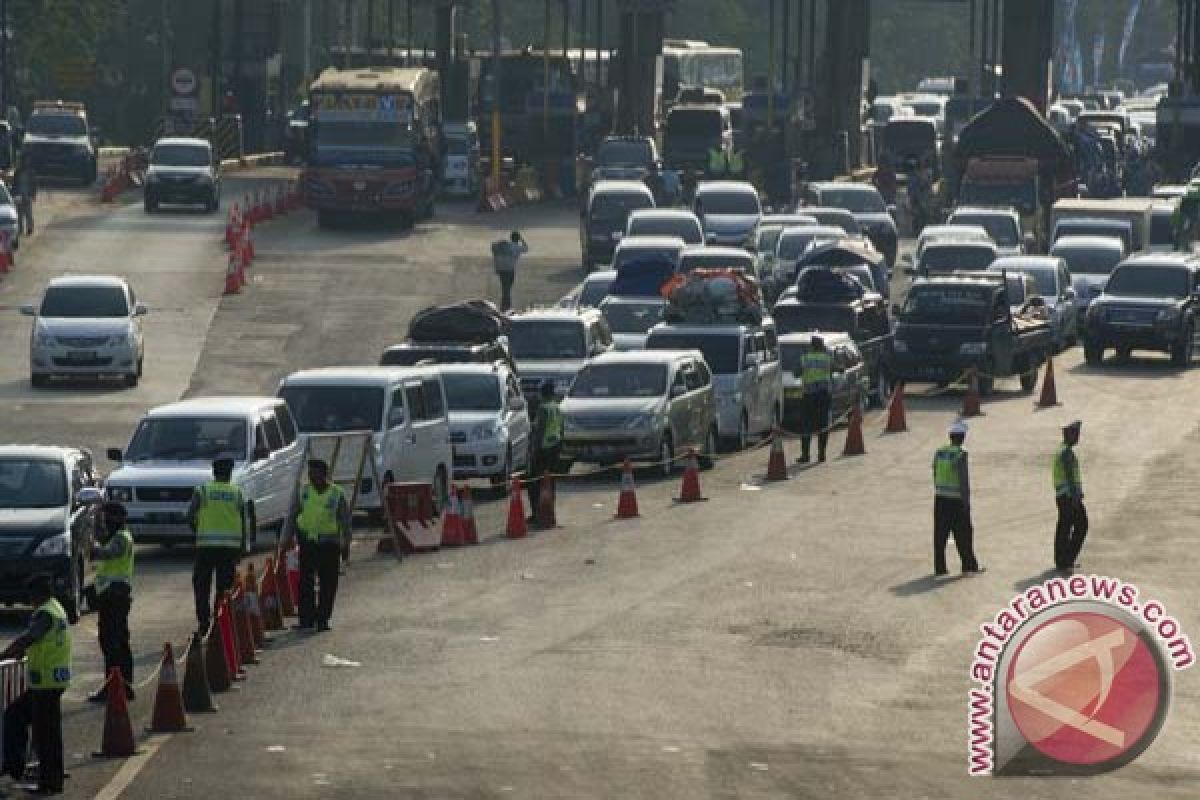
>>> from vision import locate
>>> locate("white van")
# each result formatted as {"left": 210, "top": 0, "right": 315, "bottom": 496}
{"left": 645, "top": 321, "right": 782, "bottom": 449}
{"left": 104, "top": 397, "right": 304, "bottom": 548}
{"left": 276, "top": 366, "right": 453, "bottom": 515}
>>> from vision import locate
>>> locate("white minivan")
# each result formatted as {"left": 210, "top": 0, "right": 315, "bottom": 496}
{"left": 276, "top": 366, "right": 453, "bottom": 515}
{"left": 104, "top": 397, "right": 305, "bottom": 548}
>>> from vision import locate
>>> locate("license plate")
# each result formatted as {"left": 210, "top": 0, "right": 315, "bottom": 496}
{"left": 66, "top": 350, "right": 96, "bottom": 361}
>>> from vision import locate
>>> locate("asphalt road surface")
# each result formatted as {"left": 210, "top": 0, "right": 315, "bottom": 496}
{"left": 0, "top": 179, "right": 1197, "bottom": 798}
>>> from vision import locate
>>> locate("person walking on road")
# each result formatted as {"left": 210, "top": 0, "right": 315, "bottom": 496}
{"left": 492, "top": 230, "right": 528, "bottom": 312}
{"left": 1053, "top": 420, "right": 1087, "bottom": 573}
{"left": 87, "top": 502, "right": 135, "bottom": 704}
{"left": 13, "top": 155, "right": 36, "bottom": 236}
{"left": 186, "top": 457, "right": 245, "bottom": 635}
{"left": 526, "top": 381, "right": 564, "bottom": 518}
{"left": 797, "top": 336, "right": 833, "bottom": 464}
{"left": 1, "top": 574, "right": 70, "bottom": 795}
{"left": 286, "top": 460, "right": 350, "bottom": 632}
{"left": 932, "top": 421, "right": 983, "bottom": 576}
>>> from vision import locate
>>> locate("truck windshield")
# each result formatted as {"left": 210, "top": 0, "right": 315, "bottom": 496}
{"left": 125, "top": 418, "right": 248, "bottom": 461}
{"left": 509, "top": 321, "right": 587, "bottom": 359}
{"left": 279, "top": 386, "right": 386, "bottom": 432}
{"left": 0, "top": 459, "right": 67, "bottom": 509}
{"left": 902, "top": 287, "right": 992, "bottom": 324}
{"left": 569, "top": 364, "right": 667, "bottom": 398}
{"left": 647, "top": 333, "right": 740, "bottom": 374}
{"left": 920, "top": 245, "right": 997, "bottom": 274}
{"left": 1104, "top": 266, "right": 1190, "bottom": 298}
{"left": 950, "top": 213, "right": 1019, "bottom": 247}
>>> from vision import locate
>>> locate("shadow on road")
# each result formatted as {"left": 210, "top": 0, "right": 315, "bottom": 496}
{"left": 889, "top": 573, "right": 965, "bottom": 597}
{"left": 1012, "top": 568, "right": 1062, "bottom": 592}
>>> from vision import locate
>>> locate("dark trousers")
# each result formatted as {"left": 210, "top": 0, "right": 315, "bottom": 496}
{"left": 934, "top": 496, "right": 979, "bottom": 574}
{"left": 526, "top": 445, "right": 561, "bottom": 514}
{"left": 1055, "top": 496, "right": 1089, "bottom": 570}
{"left": 497, "top": 271, "right": 515, "bottom": 311}
{"left": 800, "top": 390, "right": 832, "bottom": 460}
{"left": 15, "top": 196, "right": 32, "bottom": 235}
{"left": 298, "top": 540, "right": 341, "bottom": 626}
{"left": 96, "top": 584, "right": 133, "bottom": 687}
{"left": 192, "top": 547, "right": 239, "bottom": 633}
{"left": 3, "top": 689, "right": 63, "bottom": 790}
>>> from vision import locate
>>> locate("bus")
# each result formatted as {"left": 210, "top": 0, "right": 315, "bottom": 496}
{"left": 656, "top": 40, "right": 744, "bottom": 130}
{"left": 302, "top": 67, "right": 441, "bottom": 227}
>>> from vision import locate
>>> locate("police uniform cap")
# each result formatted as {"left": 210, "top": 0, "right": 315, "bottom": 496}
{"left": 948, "top": 421, "right": 968, "bottom": 436}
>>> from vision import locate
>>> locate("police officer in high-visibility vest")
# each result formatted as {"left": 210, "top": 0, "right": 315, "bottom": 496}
{"left": 1053, "top": 420, "right": 1087, "bottom": 573}
{"left": 727, "top": 147, "right": 745, "bottom": 179}
{"left": 932, "top": 421, "right": 984, "bottom": 576}
{"left": 707, "top": 145, "right": 727, "bottom": 178}
{"left": 87, "top": 502, "right": 135, "bottom": 704}
{"left": 186, "top": 457, "right": 245, "bottom": 634}
{"left": 286, "top": 460, "right": 350, "bottom": 632}
{"left": 1, "top": 574, "right": 70, "bottom": 794}
{"left": 798, "top": 336, "right": 833, "bottom": 464}
{"left": 527, "top": 381, "right": 564, "bottom": 517}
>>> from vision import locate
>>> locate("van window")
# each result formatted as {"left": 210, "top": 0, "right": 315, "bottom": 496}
{"left": 254, "top": 424, "right": 269, "bottom": 454}
{"left": 262, "top": 414, "right": 285, "bottom": 451}
{"left": 388, "top": 389, "right": 407, "bottom": 427}
{"left": 670, "top": 369, "right": 688, "bottom": 396}
{"left": 405, "top": 385, "right": 429, "bottom": 421}
{"left": 590, "top": 319, "right": 613, "bottom": 351}
{"left": 279, "top": 385, "right": 387, "bottom": 433}
{"left": 422, "top": 379, "right": 445, "bottom": 418}
{"left": 274, "top": 404, "right": 298, "bottom": 444}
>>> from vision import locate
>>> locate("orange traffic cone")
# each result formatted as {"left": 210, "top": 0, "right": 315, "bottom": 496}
{"left": 0, "top": 232, "right": 11, "bottom": 274}
{"left": 535, "top": 474, "right": 557, "bottom": 529}
{"left": 962, "top": 368, "right": 982, "bottom": 418}
{"left": 223, "top": 253, "right": 242, "bottom": 295}
{"left": 440, "top": 487, "right": 465, "bottom": 546}
{"left": 259, "top": 557, "right": 284, "bottom": 631}
{"left": 506, "top": 478, "right": 528, "bottom": 539}
{"left": 459, "top": 486, "right": 479, "bottom": 545}
{"left": 885, "top": 381, "right": 908, "bottom": 433}
{"left": 244, "top": 564, "right": 266, "bottom": 649}
{"left": 615, "top": 459, "right": 639, "bottom": 518}
{"left": 205, "top": 623, "right": 232, "bottom": 693}
{"left": 275, "top": 552, "right": 296, "bottom": 617}
{"left": 232, "top": 585, "right": 258, "bottom": 665}
{"left": 224, "top": 206, "right": 238, "bottom": 248}
{"left": 677, "top": 449, "right": 706, "bottom": 502}
{"left": 217, "top": 592, "right": 243, "bottom": 679}
{"left": 1037, "top": 356, "right": 1059, "bottom": 407}
{"left": 243, "top": 225, "right": 255, "bottom": 264}
{"left": 842, "top": 400, "right": 866, "bottom": 456}
{"left": 183, "top": 631, "right": 218, "bottom": 711}
{"left": 766, "top": 430, "right": 788, "bottom": 481}
{"left": 94, "top": 668, "right": 139, "bottom": 757}
{"left": 147, "top": 642, "right": 192, "bottom": 733}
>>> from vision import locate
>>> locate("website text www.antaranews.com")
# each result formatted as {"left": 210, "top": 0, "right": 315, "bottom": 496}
{"left": 966, "top": 574, "right": 1194, "bottom": 775}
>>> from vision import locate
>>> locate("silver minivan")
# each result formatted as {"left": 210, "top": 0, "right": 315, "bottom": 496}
{"left": 644, "top": 321, "right": 783, "bottom": 450}
{"left": 560, "top": 350, "right": 718, "bottom": 477}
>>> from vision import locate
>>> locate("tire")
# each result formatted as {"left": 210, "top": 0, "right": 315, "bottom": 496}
{"left": 61, "top": 558, "right": 82, "bottom": 624}
{"left": 30, "top": 373, "right": 48, "bottom": 388}
{"left": 1116, "top": 346, "right": 1132, "bottom": 362}
{"left": 144, "top": 198, "right": 157, "bottom": 214}
{"left": 123, "top": 371, "right": 139, "bottom": 388}
{"left": 1084, "top": 343, "right": 1103, "bottom": 366}
{"left": 698, "top": 426, "right": 718, "bottom": 469}
{"left": 1019, "top": 367, "right": 1038, "bottom": 392}
{"left": 432, "top": 467, "right": 449, "bottom": 515}
{"left": 657, "top": 433, "right": 675, "bottom": 479}
{"left": 977, "top": 367, "right": 995, "bottom": 397}
{"left": 1172, "top": 325, "right": 1194, "bottom": 367}
{"left": 873, "top": 369, "right": 892, "bottom": 409}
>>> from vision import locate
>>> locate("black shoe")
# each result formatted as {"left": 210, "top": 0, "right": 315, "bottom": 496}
{"left": 316, "top": 621, "right": 331, "bottom": 632}
{"left": 796, "top": 455, "right": 810, "bottom": 464}
{"left": 934, "top": 570, "right": 949, "bottom": 577}
{"left": 818, "top": 452, "right": 827, "bottom": 463}
{"left": 292, "top": 622, "right": 314, "bottom": 631}
{"left": 964, "top": 565, "right": 987, "bottom": 575}
{"left": 125, "top": 686, "right": 135, "bottom": 701}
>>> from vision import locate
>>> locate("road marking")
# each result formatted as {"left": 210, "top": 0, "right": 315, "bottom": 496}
{"left": 92, "top": 733, "right": 169, "bottom": 800}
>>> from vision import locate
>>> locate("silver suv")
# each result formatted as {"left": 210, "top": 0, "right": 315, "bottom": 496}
{"left": 508, "top": 308, "right": 613, "bottom": 403}
{"left": 561, "top": 350, "right": 718, "bottom": 477}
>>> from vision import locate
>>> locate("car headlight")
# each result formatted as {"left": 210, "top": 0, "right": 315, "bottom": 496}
{"left": 893, "top": 339, "right": 908, "bottom": 353}
{"left": 470, "top": 422, "right": 499, "bottom": 441}
{"left": 33, "top": 533, "right": 70, "bottom": 558}
{"left": 959, "top": 342, "right": 988, "bottom": 355}
{"left": 107, "top": 486, "right": 133, "bottom": 503}
{"left": 1157, "top": 307, "right": 1181, "bottom": 323}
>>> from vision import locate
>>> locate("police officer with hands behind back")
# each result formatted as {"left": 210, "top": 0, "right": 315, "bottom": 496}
{"left": 187, "top": 457, "right": 246, "bottom": 635}
{"left": 932, "top": 421, "right": 984, "bottom": 577}
{"left": 798, "top": 336, "right": 833, "bottom": 464}
{"left": 284, "top": 459, "right": 350, "bottom": 632}
{"left": 88, "top": 502, "right": 135, "bottom": 704}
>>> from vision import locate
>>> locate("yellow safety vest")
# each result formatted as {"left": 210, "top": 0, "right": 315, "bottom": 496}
{"left": 297, "top": 484, "right": 345, "bottom": 542}
{"left": 933, "top": 445, "right": 964, "bottom": 498}
{"left": 1052, "top": 443, "right": 1082, "bottom": 497}
{"left": 541, "top": 401, "right": 563, "bottom": 448}
{"left": 708, "top": 148, "right": 726, "bottom": 175}
{"left": 194, "top": 481, "right": 244, "bottom": 549}
{"left": 802, "top": 350, "right": 832, "bottom": 392}
{"left": 27, "top": 599, "right": 70, "bottom": 690}
{"left": 95, "top": 529, "right": 134, "bottom": 593}
{"left": 727, "top": 149, "right": 744, "bottom": 176}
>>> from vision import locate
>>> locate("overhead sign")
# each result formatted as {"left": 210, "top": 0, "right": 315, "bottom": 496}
{"left": 170, "top": 67, "right": 198, "bottom": 97}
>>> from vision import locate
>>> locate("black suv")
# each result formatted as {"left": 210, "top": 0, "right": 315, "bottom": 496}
{"left": 1083, "top": 253, "right": 1200, "bottom": 367}
{"left": 591, "top": 135, "right": 658, "bottom": 180}
{"left": 144, "top": 137, "right": 221, "bottom": 213}
{"left": 380, "top": 340, "right": 515, "bottom": 372}
{"left": 23, "top": 101, "right": 98, "bottom": 185}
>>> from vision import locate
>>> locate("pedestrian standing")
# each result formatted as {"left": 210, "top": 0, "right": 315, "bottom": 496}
{"left": 87, "top": 502, "right": 135, "bottom": 704}
{"left": 13, "top": 155, "right": 36, "bottom": 236}
{"left": 1, "top": 575, "right": 70, "bottom": 795}
{"left": 797, "top": 336, "right": 833, "bottom": 464}
{"left": 526, "top": 381, "right": 563, "bottom": 519}
{"left": 932, "top": 421, "right": 984, "bottom": 576}
{"left": 1053, "top": 420, "right": 1087, "bottom": 573}
{"left": 287, "top": 460, "right": 350, "bottom": 632}
{"left": 186, "top": 457, "right": 245, "bottom": 635}
{"left": 491, "top": 230, "right": 528, "bottom": 312}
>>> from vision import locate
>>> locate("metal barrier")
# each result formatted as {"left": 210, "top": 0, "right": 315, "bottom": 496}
{"left": 0, "top": 658, "right": 25, "bottom": 745}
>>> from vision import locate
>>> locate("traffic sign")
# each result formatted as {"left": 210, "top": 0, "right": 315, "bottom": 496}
{"left": 170, "top": 67, "right": 198, "bottom": 97}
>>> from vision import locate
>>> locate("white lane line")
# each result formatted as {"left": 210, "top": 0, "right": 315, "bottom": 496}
{"left": 92, "top": 734, "right": 169, "bottom": 800}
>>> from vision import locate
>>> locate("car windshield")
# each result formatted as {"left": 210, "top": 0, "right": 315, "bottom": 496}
{"left": 951, "top": 214, "right": 1019, "bottom": 247}
{"left": 125, "top": 417, "right": 248, "bottom": 461}
{"left": 578, "top": 278, "right": 614, "bottom": 308}
{"left": 569, "top": 364, "right": 667, "bottom": 398}
{"left": 612, "top": 247, "right": 679, "bottom": 271}
{"left": 596, "top": 140, "right": 652, "bottom": 166}
{"left": 697, "top": 191, "right": 760, "bottom": 215}
{"left": 1104, "top": 266, "right": 1190, "bottom": 298}
{"left": 28, "top": 113, "right": 86, "bottom": 136}
{"left": 40, "top": 285, "right": 128, "bottom": 317}
{"left": 648, "top": 333, "right": 739, "bottom": 373}
{"left": 601, "top": 301, "right": 665, "bottom": 333}
{"left": 628, "top": 217, "right": 701, "bottom": 244}
{"left": 821, "top": 189, "right": 885, "bottom": 214}
{"left": 920, "top": 245, "right": 996, "bottom": 274}
{"left": 442, "top": 373, "right": 502, "bottom": 412}
{"left": 0, "top": 459, "right": 67, "bottom": 509}
{"left": 152, "top": 144, "right": 210, "bottom": 167}
{"left": 279, "top": 386, "right": 386, "bottom": 432}
{"left": 510, "top": 320, "right": 587, "bottom": 359}
{"left": 902, "top": 287, "right": 992, "bottom": 324}
{"left": 883, "top": 121, "right": 935, "bottom": 152}
{"left": 1052, "top": 245, "right": 1122, "bottom": 275}
{"left": 591, "top": 192, "right": 652, "bottom": 220}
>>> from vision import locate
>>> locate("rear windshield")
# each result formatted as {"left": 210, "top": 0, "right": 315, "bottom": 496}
{"left": 596, "top": 140, "right": 653, "bottom": 167}
{"left": 820, "top": 189, "right": 885, "bottom": 214}
{"left": 920, "top": 245, "right": 996, "bottom": 274}
{"left": 773, "top": 304, "right": 855, "bottom": 335}
{"left": 612, "top": 246, "right": 680, "bottom": 272}
{"left": 510, "top": 320, "right": 587, "bottom": 359}
{"left": 950, "top": 213, "right": 1019, "bottom": 247}
{"left": 628, "top": 217, "right": 702, "bottom": 244}
{"left": 883, "top": 121, "right": 935, "bottom": 152}
{"left": 647, "top": 332, "right": 740, "bottom": 374}
{"left": 666, "top": 109, "right": 722, "bottom": 139}
{"left": 381, "top": 346, "right": 482, "bottom": 366}
{"left": 569, "top": 364, "right": 667, "bottom": 398}
{"left": 279, "top": 386, "right": 386, "bottom": 432}
{"left": 28, "top": 113, "right": 86, "bottom": 136}
{"left": 591, "top": 192, "right": 653, "bottom": 219}
{"left": 601, "top": 301, "right": 665, "bottom": 333}
{"left": 697, "top": 190, "right": 760, "bottom": 216}
{"left": 1151, "top": 211, "right": 1175, "bottom": 247}
{"left": 679, "top": 253, "right": 755, "bottom": 273}
{"left": 1050, "top": 244, "right": 1123, "bottom": 275}
{"left": 901, "top": 287, "right": 992, "bottom": 323}
{"left": 778, "top": 231, "right": 831, "bottom": 260}
{"left": 442, "top": 373, "right": 503, "bottom": 412}
{"left": 780, "top": 343, "right": 828, "bottom": 374}
{"left": 1104, "top": 265, "right": 1190, "bottom": 298}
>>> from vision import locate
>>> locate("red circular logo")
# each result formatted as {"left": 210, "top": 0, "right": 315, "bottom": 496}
{"left": 1005, "top": 611, "right": 1165, "bottom": 766}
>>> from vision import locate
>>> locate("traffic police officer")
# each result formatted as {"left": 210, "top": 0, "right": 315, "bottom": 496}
{"left": 186, "top": 457, "right": 245, "bottom": 634}
{"left": 798, "top": 336, "right": 833, "bottom": 464}
{"left": 527, "top": 381, "right": 564, "bottom": 516}
{"left": 707, "top": 145, "right": 727, "bottom": 178}
{"left": 287, "top": 460, "right": 350, "bottom": 632}
{"left": 88, "top": 502, "right": 134, "bottom": 703}
{"left": 932, "top": 421, "right": 983, "bottom": 576}
{"left": 1, "top": 575, "right": 70, "bottom": 794}
{"left": 1053, "top": 420, "right": 1087, "bottom": 573}
{"left": 727, "top": 147, "right": 745, "bottom": 179}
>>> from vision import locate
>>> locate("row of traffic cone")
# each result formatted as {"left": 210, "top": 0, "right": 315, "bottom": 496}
{"left": 222, "top": 180, "right": 301, "bottom": 295}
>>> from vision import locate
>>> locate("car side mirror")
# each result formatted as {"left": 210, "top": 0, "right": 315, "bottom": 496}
{"left": 106, "top": 447, "right": 123, "bottom": 462}
{"left": 670, "top": 383, "right": 687, "bottom": 398}
{"left": 507, "top": 396, "right": 525, "bottom": 412}
{"left": 75, "top": 487, "right": 103, "bottom": 506}
{"left": 253, "top": 445, "right": 271, "bottom": 461}
{"left": 19, "top": 303, "right": 34, "bottom": 316}
{"left": 1064, "top": 287, "right": 1076, "bottom": 300}
{"left": 134, "top": 303, "right": 148, "bottom": 316}
{"left": 387, "top": 409, "right": 407, "bottom": 428}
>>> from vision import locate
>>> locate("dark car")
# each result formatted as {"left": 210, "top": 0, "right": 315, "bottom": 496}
{"left": 580, "top": 180, "right": 656, "bottom": 270}
{"left": 0, "top": 446, "right": 101, "bottom": 623}
{"left": 779, "top": 332, "right": 869, "bottom": 431}
{"left": 1082, "top": 253, "right": 1200, "bottom": 367}
{"left": 381, "top": 340, "right": 514, "bottom": 372}
{"left": 144, "top": 137, "right": 221, "bottom": 213}
{"left": 593, "top": 135, "right": 658, "bottom": 174}
{"left": 23, "top": 101, "right": 98, "bottom": 185}
{"left": 801, "top": 183, "right": 898, "bottom": 267}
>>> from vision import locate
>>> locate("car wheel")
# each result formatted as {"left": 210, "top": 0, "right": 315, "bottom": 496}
{"left": 977, "top": 363, "right": 995, "bottom": 396}
{"left": 432, "top": 467, "right": 449, "bottom": 515}
{"left": 1084, "top": 343, "right": 1103, "bottom": 366}
{"left": 699, "top": 426, "right": 718, "bottom": 469}
{"left": 1172, "top": 325, "right": 1194, "bottom": 367}
{"left": 30, "top": 373, "right": 48, "bottom": 388}
{"left": 1019, "top": 366, "right": 1038, "bottom": 392}
{"left": 144, "top": 198, "right": 157, "bottom": 214}
{"left": 1116, "top": 346, "right": 1132, "bottom": 362}
{"left": 61, "top": 558, "right": 82, "bottom": 624}
{"left": 123, "top": 370, "right": 139, "bottom": 388}
{"left": 658, "top": 433, "right": 675, "bottom": 479}
{"left": 874, "top": 369, "right": 892, "bottom": 409}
